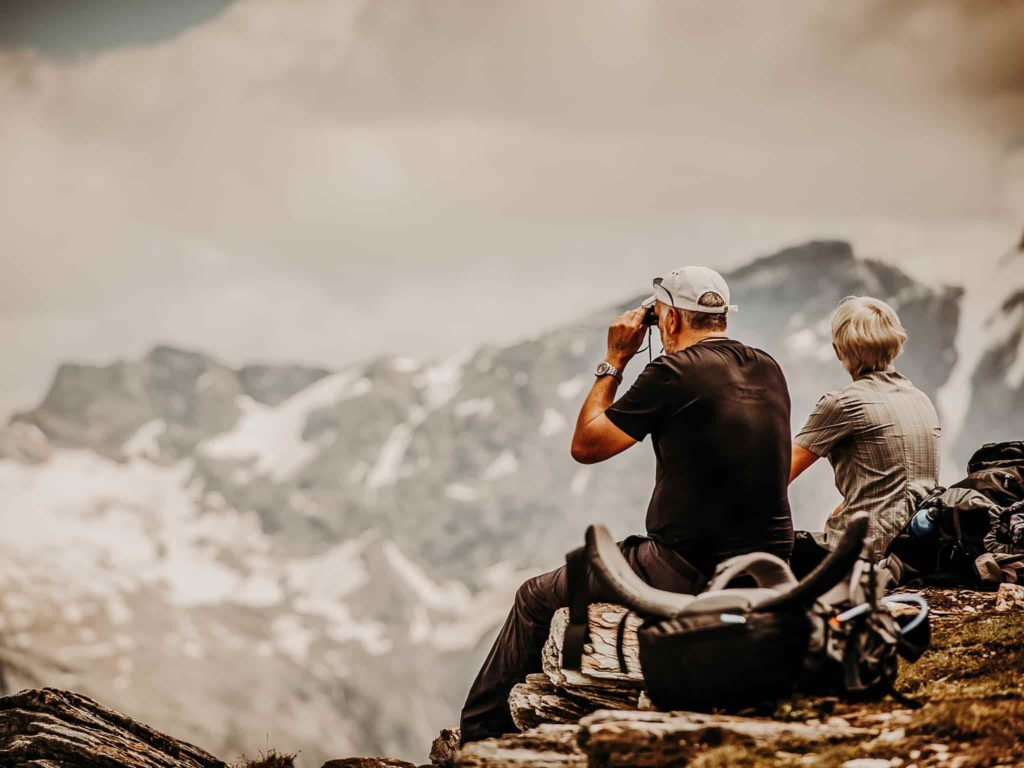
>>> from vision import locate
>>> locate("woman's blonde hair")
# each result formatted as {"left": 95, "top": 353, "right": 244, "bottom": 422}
{"left": 831, "top": 296, "right": 907, "bottom": 377}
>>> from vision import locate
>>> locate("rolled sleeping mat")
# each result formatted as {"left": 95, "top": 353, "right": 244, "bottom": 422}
{"left": 586, "top": 513, "right": 869, "bottom": 618}
{"left": 756, "top": 512, "right": 870, "bottom": 611}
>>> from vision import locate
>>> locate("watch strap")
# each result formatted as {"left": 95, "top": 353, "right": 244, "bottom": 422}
{"left": 595, "top": 361, "right": 623, "bottom": 382}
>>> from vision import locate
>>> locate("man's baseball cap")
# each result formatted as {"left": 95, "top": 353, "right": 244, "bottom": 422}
{"left": 642, "top": 265, "right": 738, "bottom": 314}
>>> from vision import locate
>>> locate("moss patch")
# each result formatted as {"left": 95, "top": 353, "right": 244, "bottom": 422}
{"left": 909, "top": 700, "right": 1024, "bottom": 741}
{"left": 897, "top": 612, "right": 1024, "bottom": 701}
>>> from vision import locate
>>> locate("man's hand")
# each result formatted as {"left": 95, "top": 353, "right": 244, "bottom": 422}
{"left": 606, "top": 307, "right": 648, "bottom": 368}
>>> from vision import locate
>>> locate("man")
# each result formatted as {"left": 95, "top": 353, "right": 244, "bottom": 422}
{"left": 459, "top": 266, "right": 794, "bottom": 744}
{"left": 789, "top": 296, "right": 940, "bottom": 574}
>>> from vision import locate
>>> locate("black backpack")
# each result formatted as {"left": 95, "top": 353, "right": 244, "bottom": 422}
{"left": 562, "top": 514, "right": 929, "bottom": 713}
{"left": 883, "top": 441, "right": 1024, "bottom": 587}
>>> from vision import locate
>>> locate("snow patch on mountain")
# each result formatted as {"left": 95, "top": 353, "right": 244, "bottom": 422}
{"left": 123, "top": 419, "right": 165, "bottom": 459}
{"left": 483, "top": 450, "right": 518, "bottom": 480}
{"left": 557, "top": 376, "right": 587, "bottom": 400}
{"left": 198, "top": 370, "right": 371, "bottom": 480}
{"left": 540, "top": 408, "right": 568, "bottom": 436}
{"left": 365, "top": 422, "right": 415, "bottom": 489}
{"left": 445, "top": 482, "right": 479, "bottom": 502}
{"left": 384, "top": 541, "right": 473, "bottom": 611}
{"left": 286, "top": 534, "right": 373, "bottom": 600}
{"left": 383, "top": 542, "right": 527, "bottom": 651}
{"left": 413, "top": 347, "right": 474, "bottom": 410}
{"left": 570, "top": 467, "right": 591, "bottom": 496}
{"left": 784, "top": 319, "right": 834, "bottom": 362}
{"left": 454, "top": 398, "right": 495, "bottom": 419}
{"left": 0, "top": 451, "right": 302, "bottom": 614}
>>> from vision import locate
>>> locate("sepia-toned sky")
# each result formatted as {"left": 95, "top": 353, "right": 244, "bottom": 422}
{"left": 1, "top": 0, "right": 1023, "bottom": 419}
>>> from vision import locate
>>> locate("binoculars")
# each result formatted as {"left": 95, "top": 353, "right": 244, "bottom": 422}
{"left": 642, "top": 305, "right": 658, "bottom": 326}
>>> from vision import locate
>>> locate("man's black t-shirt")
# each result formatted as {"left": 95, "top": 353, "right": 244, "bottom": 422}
{"left": 605, "top": 338, "right": 794, "bottom": 578}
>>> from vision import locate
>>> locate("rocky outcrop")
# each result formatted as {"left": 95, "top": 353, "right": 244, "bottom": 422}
{"left": 455, "top": 725, "right": 583, "bottom": 768}
{"left": 429, "top": 729, "right": 461, "bottom": 768}
{"left": 0, "top": 687, "right": 225, "bottom": 767}
{"left": 996, "top": 582, "right": 1024, "bottom": 612}
{"left": 506, "top": 603, "right": 646, "bottom": 730}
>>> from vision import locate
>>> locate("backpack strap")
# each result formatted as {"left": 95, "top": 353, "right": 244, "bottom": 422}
{"left": 951, "top": 503, "right": 965, "bottom": 546}
{"left": 561, "top": 545, "right": 590, "bottom": 673}
{"left": 614, "top": 609, "right": 633, "bottom": 675}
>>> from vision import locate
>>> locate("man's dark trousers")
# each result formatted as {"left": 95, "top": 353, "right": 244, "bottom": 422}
{"left": 459, "top": 534, "right": 705, "bottom": 743}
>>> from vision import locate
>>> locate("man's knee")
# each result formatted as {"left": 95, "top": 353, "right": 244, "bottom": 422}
{"left": 514, "top": 575, "right": 545, "bottom": 609}
{"left": 513, "top": 568, "right": 566, "bottom": 619}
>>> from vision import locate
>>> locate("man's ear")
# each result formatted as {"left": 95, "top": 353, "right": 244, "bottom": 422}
{"left": 657, "top": 305, "right": 671, "bottom": 336}
{"left": 667, "top": 307, "right": 682, "bottom": 335}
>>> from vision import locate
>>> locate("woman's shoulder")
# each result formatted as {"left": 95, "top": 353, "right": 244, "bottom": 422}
{"left": 818, "top": 376, "right": 880, "bottom": 410}
{"left": 808, "top": 387, "right": 848, "bottom": 416}
{"left": 844, "top": 370, "right": 939, "bottom": 413}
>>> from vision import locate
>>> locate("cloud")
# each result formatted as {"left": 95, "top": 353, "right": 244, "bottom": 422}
{"left": 1, "top": 0, "right": 1023, "bottom": 416}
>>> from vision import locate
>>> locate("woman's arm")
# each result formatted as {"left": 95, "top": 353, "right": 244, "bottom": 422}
{"left": 789, "top": 444, "right": 819, "bottom": 484}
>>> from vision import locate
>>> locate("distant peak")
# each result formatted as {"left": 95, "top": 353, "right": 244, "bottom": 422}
{"left": 730, "top": 240, "right": 854, "bottom": 278}
{"left": 146, "top": 344, "right": 218, "bottom": 366}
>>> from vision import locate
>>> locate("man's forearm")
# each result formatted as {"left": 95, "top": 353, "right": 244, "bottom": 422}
{"left": 570, "top": 308, "right": 646, "bottom": 463}
{"left": 574, "top": 370, "right": 622, "bottom": 433}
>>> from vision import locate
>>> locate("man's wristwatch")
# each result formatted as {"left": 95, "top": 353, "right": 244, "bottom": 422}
{"left": 595, "top": 361, "right": 623, "bottom": 382}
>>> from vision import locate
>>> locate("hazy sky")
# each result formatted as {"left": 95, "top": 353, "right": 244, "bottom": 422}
{"left": 2, "top": 0, "right": 1023, "bottom": 419}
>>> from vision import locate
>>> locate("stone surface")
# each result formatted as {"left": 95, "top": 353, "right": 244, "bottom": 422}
{"left": 578, "top": 710, "right": 875, "bottom": 767}
{"left": 508, "top": 675, "right": 595, "bottom": 731}
{"left": 455, "top": 709, "right": 876, "bottom": 768}
{"left": 0, "top": 687, "right": 225, "bottom": 768}
{"left": 541, "top": 604, "right": 643, "bottom": 713}
{"left": 454, "top": 725, "right": 584, "bottom": 768}
{"left": 543, "top": 605, "right": 642, "bottom": 682}
{"left": 995, "top": 582, "right": 1024, "bottom": 612}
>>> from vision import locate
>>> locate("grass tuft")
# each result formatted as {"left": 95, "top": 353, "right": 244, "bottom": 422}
{"left": 908, "top": 700, "right": 1024, "bottom": 745}
{"left": 232, "top": 749, "right": 298, "bottom": 768}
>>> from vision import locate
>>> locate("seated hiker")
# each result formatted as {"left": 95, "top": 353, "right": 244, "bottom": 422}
{"left": 459, "top": 266, "right": 795, "bottom": 744}
{"left": 788, "top": 296, "right": 940, "bottom": 575}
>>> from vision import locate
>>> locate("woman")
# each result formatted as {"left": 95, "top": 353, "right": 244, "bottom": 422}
{"left": 789, "top": 296, "right": 941, "bottom": 572}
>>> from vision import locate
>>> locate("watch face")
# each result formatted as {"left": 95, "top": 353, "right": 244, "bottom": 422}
{"left": 595, "top": 362, "right": 610, "bottom": 376}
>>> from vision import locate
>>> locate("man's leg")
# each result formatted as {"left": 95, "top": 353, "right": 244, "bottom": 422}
{"left": 459, "top": 562, "right": 569, "bottom": 743}
{"left": 459, "top": 535, "right": 704, "bottom": 744}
